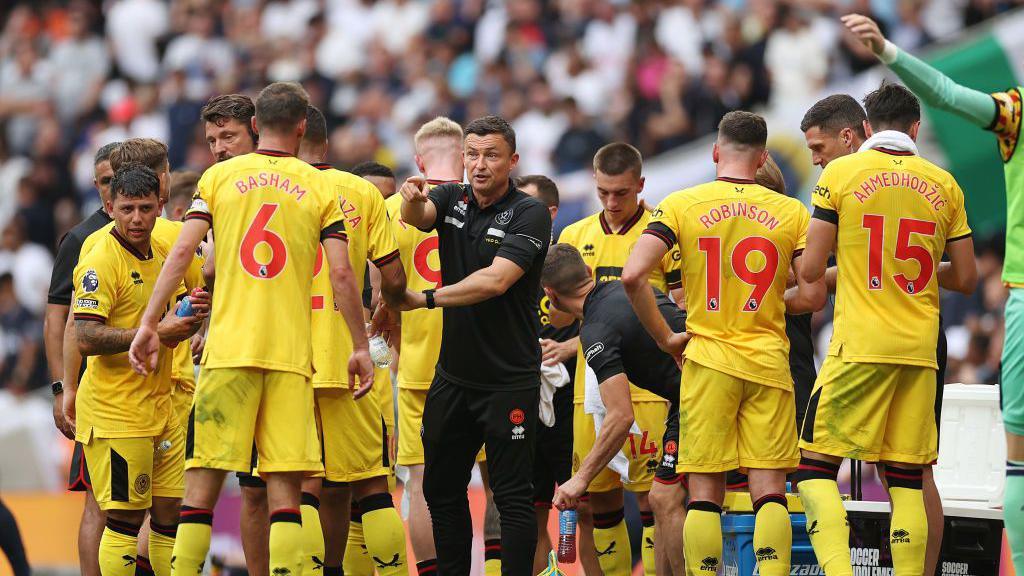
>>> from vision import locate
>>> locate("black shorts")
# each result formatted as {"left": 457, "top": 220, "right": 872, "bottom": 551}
{"left": 67, "top": 441, "right": 92, "bottom": 492}
{"left": 532, "top": 385, "right": 574, "bottom": 508}
{"left": 655, "top": 402, "right": 682, "bottom": 484}
{"left": 237, "top": 444, "right": 266, "bottom": 488}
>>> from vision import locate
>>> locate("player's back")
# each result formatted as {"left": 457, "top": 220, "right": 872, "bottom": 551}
{"left": 311, "top": 165, "right": 398, "bottom": 385}
{"left": 814, "top": 149, "right": 971, "bottom": 367}
{"left": 650, "top": 178, "right": 808, "bottom": 390}
{"left": 386, "top": 191, "right": 443, "bottom": 389}
{"left": 186, "top": 150, "right": 342, "bottom": 376}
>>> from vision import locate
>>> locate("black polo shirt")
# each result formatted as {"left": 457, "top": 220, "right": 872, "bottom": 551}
{"left": 580, "top": 280, "right": 685, "bottom": 403}
{"left": 48, "top": 209, "right": 113, "bottom": 306}
{"left": 423, "top": 180, "right": 552, "bottom": 390}
{"left": 786, "top": 313, "right": 816, "bottom": 425}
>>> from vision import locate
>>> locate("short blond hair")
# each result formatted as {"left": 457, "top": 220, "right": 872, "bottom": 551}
{"left": 414, "top": 116, "right": 463, "bottom": 152}
{"left": 755, "top": 154, "right": 786, "bottom": 195}
{"left": 109, "top": 138, "right": 168, "bottom": 173}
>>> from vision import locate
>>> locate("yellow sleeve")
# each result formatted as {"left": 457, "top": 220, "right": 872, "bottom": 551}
{"left": 990, "top": 89, "right": 1022, "bottom": 162}
{"left": 556, "top": 223, "right": 576, "bottom": 245}
{"left": 947, "top": 180, "right": 972, "bottom": 241}
{"left": 659, "top": 246, "right": 683, "bottom": 290}
{"left": 366, "top": 190, "right": 400, "bottom": 266}
{"left": 811, "top": 165, "right": 840, "bottom": 214}
{"left": 795, "top": 203, "right": 810, "bottom": 252}
{"left": 183, "top": 248, "right": 206, "bottom": 291}
{"left": 646, "top": 193, "right": 683, "bottom": 248}
{"left": 72, "top": 252, "right": 117, "bottom": 323}
{"left": 184, "top": 168, "right": 215, "bottom": 225}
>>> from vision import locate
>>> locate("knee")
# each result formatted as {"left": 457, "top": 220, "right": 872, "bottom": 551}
{"left": 648, "top": 487, "right": 677, "bottom": 517}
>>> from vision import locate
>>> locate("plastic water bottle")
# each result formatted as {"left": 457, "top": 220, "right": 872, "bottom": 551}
{"left": 557, "top": 509, "right": 577, "bottom": 563}
{"left": 368, "top": 334, "right": 392, "bottom": 368}
{"left": 175, "top": 296, "right": 193, "bottom": 317}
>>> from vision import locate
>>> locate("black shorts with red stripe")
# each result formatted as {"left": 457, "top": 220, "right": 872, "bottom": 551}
{"left": 67, "top": 442, "right": 92, "bottom": 492}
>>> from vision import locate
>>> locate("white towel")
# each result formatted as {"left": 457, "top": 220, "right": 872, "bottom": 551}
{"left": 539, "top": 361, "right": 570, "bottom": 427}
{"left": 858, "top": 130, "right": 918, "bottom": 155}
{"left": 583, "top": 364, "right": 642, "bottom": 482}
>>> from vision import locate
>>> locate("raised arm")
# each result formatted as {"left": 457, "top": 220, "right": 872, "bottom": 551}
{"left": 399, "top": 177, "right": 438, "bottom": 231}
{"left": 843, "top": 13, "right": 997, "bottom": 128}
{"left": 404, "top": 256, "right": 526, "bottom": 309}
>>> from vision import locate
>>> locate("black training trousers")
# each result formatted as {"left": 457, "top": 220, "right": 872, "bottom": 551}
{"left": 422, "top": 375, "right": 539, "bottom": 576}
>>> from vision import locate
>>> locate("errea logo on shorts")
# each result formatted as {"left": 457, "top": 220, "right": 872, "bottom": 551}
{"left": 584, "top": 342, "right": 604, "bottom": 362}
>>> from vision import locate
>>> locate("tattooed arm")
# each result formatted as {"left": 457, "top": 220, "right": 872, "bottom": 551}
{"left": 76, "top": 320, "right": 137, "bottom": 356}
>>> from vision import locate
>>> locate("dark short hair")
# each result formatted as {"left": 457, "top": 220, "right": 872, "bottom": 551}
{"left": 255, "top": 82, "right": 310, "bottom": 134}
{"left": 542, "top": 244, "right": 591, "bottom": 295}
{"left": 351, "top": 161, "right": 395, "bottom": 179}
{"left": 168, "top": 170, "right": 200, "bottom": 207}
{"left": 303, "top": 105, "right": 328, "bottom": 145}
{"left": 110, "top": 165, "right": 160, "bottom": 200}
{"left": 800, "top": 94, "right": 867, "bottom": 139}
{"left": 464, "top": 115, "right": 516, "bottom": 152}
{"left": 109, "top": 138, "right": 168, "bottom": 173}
{"left": 94, "top": 142, "right": 121, "bottom": 166}
{"left": 863, "top": 82, "right": 921, "bottom": 133}
{"left": 593, "top": 142, "right": 642, "bottom": 177}
{"left": 517, "top": 174, "right": 559, "bottom": 207}
{"left": 718, "top": 111, "right": 767, "bottom": 148}
{"left": 201, "top": 93, "right": 257, "bottom": 142}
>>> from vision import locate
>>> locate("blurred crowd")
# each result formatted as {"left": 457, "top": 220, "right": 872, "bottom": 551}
{"left": 0, "top": 0, "right": 1020, "bottom": 394}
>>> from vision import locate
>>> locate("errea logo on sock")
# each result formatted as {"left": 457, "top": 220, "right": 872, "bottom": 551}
{"left": 699, "top": 556, "right": 719, "bottom": 571}
{"left": 891, "top": 528, "right": 911, "bottom": 544}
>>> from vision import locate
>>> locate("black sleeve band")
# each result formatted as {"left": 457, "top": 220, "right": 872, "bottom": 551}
{"left": 947, "top": 232, "right": 973, "bottom": 243}
{"left": 643, "top": 222, "right": 677, "bottom": 249}
{"left": 320, "top": 220, "right": 347, "bottom": 241}
{"left": 811, "top": 206, "right": 839, "bottom": 225}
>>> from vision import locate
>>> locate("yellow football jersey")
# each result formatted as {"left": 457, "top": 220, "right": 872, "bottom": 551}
{"left": 812, "top": 148, "right": 971, "bottom": 368}
{"left": 82, "top": 217, "right": 206, "bottom": 393}
{"left": 185, "top": 150, "right": 346, "bottom": 376}
{"left": 558, "top": 205, "right": 682, "bottom": 402}
{"left": 385, "top": 191, "right": 444, "bottom": 390}
{"left": 647, "top": 178, "right": 809, "bottom": 390}
{"left": 310, "top": 163, "right": 399, "bottom": 387}
{"left": 72, "top": 228, "right": 177, "bottom": 439}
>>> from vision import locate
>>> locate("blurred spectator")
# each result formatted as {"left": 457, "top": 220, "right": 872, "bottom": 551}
{"left": 163, "top": 5, "right": 235, "bottom": 100}
{"left": 106, "top": 0, "right": 169, "bottom": 83}
{"left": 0, "top": 272, "right": 41, "bottom": 394}
{"left": 0, "top": 41, "right": 51, "bottom": 155}
{"left": 0, "top": 215, "right": 52, "bottom": 317}
{"left": 47, "top": 1, "right": 109, "bottom": 126}
{"left": 765, "top": 4, "right": 828, "bottom": 112}
{"left": 552, "top": 99, "right": 607, "bottom": 175}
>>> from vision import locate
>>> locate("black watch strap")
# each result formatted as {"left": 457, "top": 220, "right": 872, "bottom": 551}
{"left": 51, "top": 380, "right": 63, "bottom": 396}
{"left": 424, "top": 289, "right": 436, "bottom": 310}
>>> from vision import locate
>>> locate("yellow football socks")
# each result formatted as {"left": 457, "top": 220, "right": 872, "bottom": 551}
{"left": 300, "top": 493, "right": 325, "bottom": 575}
{"left": 885, "top": 467, "right": 927, "bottom": 576}
{"left": 343, "top": 502, "right": 373, "bottom": 576}
{"left": 268, "top": 508, "right": 304, "bottom": 576}
{"left": 359, "top": 493, "right": 408, "bottom": 576}
{"left": 483, "top": 538, "right": 501, "bottom": 576}
{"left": 753, "top": 495, "right": 792, "bottom": 576}
{"left": 592, "top": 508, "right": 631, "bottom": 576}
{"left": 683, "top": 502, "right": 723, "bottom": 575}
{"left": 170, "top": 507, "right": 212, "bottom": 576}
{"left": 640, "top": 510, "right": 656, "bottom": 576}
{"left": 148, "top": 521, "right": 177, "bottom": 576}
{"left": 100, "top": 519, "right": 141, "bottom": 576}
{"left": 796, "top": 458, "right": 852, "bottom": 576}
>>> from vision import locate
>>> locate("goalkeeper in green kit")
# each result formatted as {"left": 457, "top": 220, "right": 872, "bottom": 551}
{"left": 844, "top": 12, "right": 1024, "bottom": 572}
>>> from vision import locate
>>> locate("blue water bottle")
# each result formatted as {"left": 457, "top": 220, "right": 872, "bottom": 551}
{"left": 175, "top": 296, "right": 193, "bottom": 317}
{"left": 557, "top": 509, "right": 577, "bottom": 563}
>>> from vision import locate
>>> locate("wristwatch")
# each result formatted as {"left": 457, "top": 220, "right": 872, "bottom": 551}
{"left": 51, "top": 380, "right": 63, "bottom": 396}
{"left": 424, "top": 289, "right": 436, "bottom": 310}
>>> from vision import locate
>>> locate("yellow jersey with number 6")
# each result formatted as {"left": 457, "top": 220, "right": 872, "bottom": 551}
{"left": 310, "top": 163, "right": 399, "bottom": 387}
{"left": 385, "top": 191, "right": 443, "bottom": 390}
{"left": 646, "top": 178, "right": 808, "bottom": 390}
{"left": 185, "top": 150, "right": 346, "bottom": 377}
{"left": 811, "top": 148, "right": 971, "bottom": 368}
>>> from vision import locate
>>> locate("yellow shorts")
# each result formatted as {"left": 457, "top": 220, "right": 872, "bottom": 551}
{"left": 678, "top": 361, "right": 798, "bottom": 473}
{"left": 82, "top": 421, "right": 184, "bottom": 511}
{"left": 799, "top": 357, "right": 938, "bottom": 464}
{"left": 171, "top": 382, "right": 193, "bottom": 431}
{"left": 316, "top": 388, "right": 390, "bottom": 483}
{"left": 397, "top": 388, "right": 485, "bottom": 466}
{"left": 573, "top": 401, "right": 669, "bottom": 493}
{"left": 187, "top": 368, "right": 322, "bottom": 474}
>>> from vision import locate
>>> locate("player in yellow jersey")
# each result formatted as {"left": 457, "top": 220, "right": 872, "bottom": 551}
{"left": 70, "top": 165, "right": 209, "bottom": 576}
{"left": 555, "top": 142, "right": 681, "bottom": 576}
{"left": 295, "top": 105, "right": 409, "bottom": 576}
{"left": 128, "top": 82, "right": 374, "bottom": 576}
{"left": 383, "top": 116, "right": 502, "bottom": 576}
{"left": 68, "top": 138, "right": 207, "bottom": 576}
{"left": 796, "top": 84, "right": 977, "bottom": 576}
{"left": 624, "top": 111, "right": 826, "bottom": 576}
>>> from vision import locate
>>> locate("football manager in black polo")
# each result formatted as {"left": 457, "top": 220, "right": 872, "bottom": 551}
{"left": 390, "top": 115, "right": 552, "bottom": 575}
